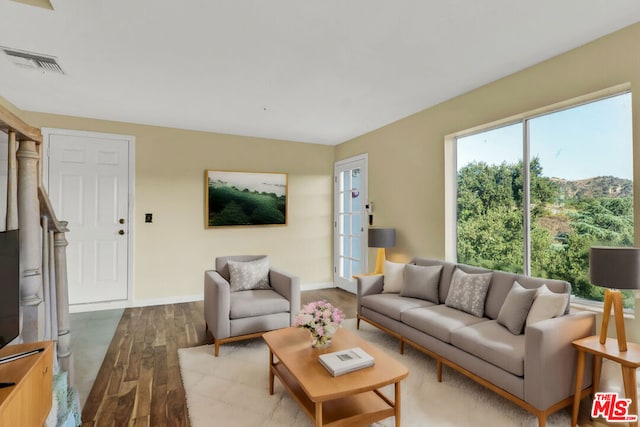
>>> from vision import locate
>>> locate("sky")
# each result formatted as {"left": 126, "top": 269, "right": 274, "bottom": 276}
{"left": 457, "top": 92, "right": 633, "bottom": 181}
{"left": 208, "top": 171, "right": 287, "bottom": 196}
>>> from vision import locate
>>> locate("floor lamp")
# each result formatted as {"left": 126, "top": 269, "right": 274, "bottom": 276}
{"left": 368, "top": 227, "right": 396, "bottom": 275}
{"left": 590, "top": 246, "right": 640, "bottom": 352}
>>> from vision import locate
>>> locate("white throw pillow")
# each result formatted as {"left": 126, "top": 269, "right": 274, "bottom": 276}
{"left": 382, "top": 260, "right": 406, "bottom": 293}
{"left": 228, "top": 257, "right": 271, "bottom": 292}
{"left": 526, "top": 284, "right": 569, "bottom": 325}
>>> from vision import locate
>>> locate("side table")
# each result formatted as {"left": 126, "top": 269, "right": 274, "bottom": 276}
{"left": 572, "top": 336, "right": 640, "bottom": 427}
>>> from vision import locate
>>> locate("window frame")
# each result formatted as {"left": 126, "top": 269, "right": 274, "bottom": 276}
{"left": 444, "top": 83, "right": 634, "bottom": 313}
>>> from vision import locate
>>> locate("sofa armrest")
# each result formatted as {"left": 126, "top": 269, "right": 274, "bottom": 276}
{"left": 269, "top": 267, "right": 300, "bottom": 326}
{"left": 524, "top": 311, "right": 596, "bottom": 410}
{"left": 204, "top": 270, "right": 231, "bottom": 340}
{"left": 356, "top": 275, "right": 384, "bottom": 316}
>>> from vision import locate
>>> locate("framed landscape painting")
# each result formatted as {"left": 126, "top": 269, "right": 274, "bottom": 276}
{"left": 205, "top": 170, "right": 288, "bottom": 228}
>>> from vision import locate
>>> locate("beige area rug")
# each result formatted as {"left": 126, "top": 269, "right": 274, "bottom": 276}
{"left": 178, "top": 319, "right": 573, "bottom": 427}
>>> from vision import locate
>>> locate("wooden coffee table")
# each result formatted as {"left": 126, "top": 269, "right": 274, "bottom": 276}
{"left": 263, "top": 327, "right": 408, "bottom": 427}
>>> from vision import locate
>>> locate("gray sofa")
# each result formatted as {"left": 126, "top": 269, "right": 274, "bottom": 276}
{"left": 356, "top": 257, "right": 596, "bottom": 427}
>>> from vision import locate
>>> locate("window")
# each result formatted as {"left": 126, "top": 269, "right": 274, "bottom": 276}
{"left": 455, "top": 92, "right": 634, "bottom": 308}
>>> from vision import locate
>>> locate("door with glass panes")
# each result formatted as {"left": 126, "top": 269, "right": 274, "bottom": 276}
{"left": 334, "top": 155, "right": 367, "bottom": 293}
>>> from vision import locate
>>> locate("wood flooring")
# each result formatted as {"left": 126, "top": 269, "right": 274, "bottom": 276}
{"left": 80, "top": 288, "right": 356, "bottom": 426}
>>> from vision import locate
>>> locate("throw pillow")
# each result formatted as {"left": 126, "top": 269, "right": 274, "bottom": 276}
{"left": 445, "top": 269, "right": 493, "bottom": 317}
{"left": 382, "top": 260, "right": 406, "bottom": 293}
{"left": 526, "top": 284, "right": 569, "bottom": 325}
{"left": 228, "top": 257, "right": 271, "bottom": 292}
{"left": 400, "top": 264, "right": 443, "bottom": 303}
{"left": 497, "top": 281, "right": 537, "bottom": 335}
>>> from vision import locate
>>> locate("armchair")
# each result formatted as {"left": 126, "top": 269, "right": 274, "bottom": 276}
{"left": 204, "top": 255, "right": 300, "bottom": 356}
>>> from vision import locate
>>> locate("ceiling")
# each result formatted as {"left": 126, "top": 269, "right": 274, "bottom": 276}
{"left": 1, "top": 1, "right": 640, "bottom": 145}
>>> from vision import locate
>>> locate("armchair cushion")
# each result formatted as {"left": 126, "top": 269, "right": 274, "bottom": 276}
{"left": 228, "top": 257, "right": 271, "bottom": 291}
{"left": 229, "top": 289, "right": 290, "bottom": 319}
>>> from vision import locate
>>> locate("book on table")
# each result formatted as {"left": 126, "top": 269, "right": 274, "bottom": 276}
{"left": 318, "top": 347, "right": 375, "bottom": 377}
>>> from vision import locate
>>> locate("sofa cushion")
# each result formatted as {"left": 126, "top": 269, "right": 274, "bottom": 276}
{"left": 402, "top": 305, "right": 488, "bottom": 343}
{"left": 400, "top": 264, "right": 443, "bottom": 303}
{"left": 411, "top": 258, "right": 457, "bottom": 304}
{"left": 526, "top": 284, "right": 569, "bottom": 325}
{"left": 445, "top": 269, "right": 492, "bottom": 317}
{"left": 383, "top": 261, "right": 406, "bottom": 293}
{"left": 229, "top": 289, "right": 289, "bottom": 319}
{"left": 228, "top": 257, "right": 271, "bottom": 292}
{"left": 497, "top": 281, "right": 537, "bottom": 335}
{"left": 482, "top": 270, "right": 519, "bottom": 320}
{"left": 451, "top": 320, "right": 526, "bottom": 376}
{"left": 360, "top": 294, "right": 434, "bottom": 321}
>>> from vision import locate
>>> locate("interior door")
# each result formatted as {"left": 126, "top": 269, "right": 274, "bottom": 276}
{"left": 47, "top": 131, "right": 131, "bottom": 306}
{"left": 334, "top": 155, "right": 367, "bottom": 293}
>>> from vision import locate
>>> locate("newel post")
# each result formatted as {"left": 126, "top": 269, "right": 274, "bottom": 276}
{"left": 17, "top": 139, "right": 44, "bottom": 342}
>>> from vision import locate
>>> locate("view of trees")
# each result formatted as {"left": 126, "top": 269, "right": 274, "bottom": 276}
{"left": 457, "top": 158, "right": 634, "bottom": 308}
{"left": 208, "top": 184, "right": 286, "bottom": 226}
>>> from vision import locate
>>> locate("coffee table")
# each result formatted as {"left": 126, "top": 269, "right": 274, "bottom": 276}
{"left": 263, "top": 327, "right": 409, "bottom": 427}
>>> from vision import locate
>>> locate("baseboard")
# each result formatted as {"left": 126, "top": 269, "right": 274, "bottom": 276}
{"left": 300, "top": 282, "right": 335, "bottom": 291}
{"left": 69, "top": 300, "right": 130, "bottom": 313}
{"left": 70, "top": 283, "right": 339, "bottom": 313}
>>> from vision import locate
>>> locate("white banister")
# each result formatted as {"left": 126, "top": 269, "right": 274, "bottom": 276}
{"left": 2, "top": 106, "right": 75, "bottom": 387}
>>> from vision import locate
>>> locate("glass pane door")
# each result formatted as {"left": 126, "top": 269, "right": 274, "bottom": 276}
{"left": 334, "top": 155, "right": 367, "bottom": 292}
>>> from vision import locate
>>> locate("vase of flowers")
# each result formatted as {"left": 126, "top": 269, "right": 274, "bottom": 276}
{"left": 294, "top": 300, "right": 345, "bottom": 349}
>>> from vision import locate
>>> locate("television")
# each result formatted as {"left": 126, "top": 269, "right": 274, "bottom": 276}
{"left": 0, "top": 229, "right": 19, "bottom": 349}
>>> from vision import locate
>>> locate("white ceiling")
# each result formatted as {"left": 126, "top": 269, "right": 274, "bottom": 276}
{"left": 1, "top": 1, "right": 640, "bottom": 145}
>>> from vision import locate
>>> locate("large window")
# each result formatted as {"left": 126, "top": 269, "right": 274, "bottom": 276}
{"left": 456, "top": 92, "right": 634, "bottom": 307}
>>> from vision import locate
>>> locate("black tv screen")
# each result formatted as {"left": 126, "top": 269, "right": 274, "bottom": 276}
{"left": 0, "top": 230, "right": 19, "bottom": 349}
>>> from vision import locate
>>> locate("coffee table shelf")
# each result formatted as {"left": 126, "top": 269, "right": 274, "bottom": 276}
{"left": 272, "top": 360, "right": 396, "bottom": 427}
{"left": 264, "top": 327, "right": 408, "bottom": 427}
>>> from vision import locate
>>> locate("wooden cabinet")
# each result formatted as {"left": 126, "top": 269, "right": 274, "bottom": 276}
{"left": 0, "top": 341, "right": 53, "bottom": 427}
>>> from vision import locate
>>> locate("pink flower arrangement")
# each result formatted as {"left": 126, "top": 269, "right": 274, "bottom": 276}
{"left": 294, "top": 300, "right": 345, "bottom": 348}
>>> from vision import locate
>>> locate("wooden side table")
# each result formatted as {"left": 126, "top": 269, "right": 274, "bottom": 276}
{"left": 572, "top": 336, "right": 640, "bottom": 427}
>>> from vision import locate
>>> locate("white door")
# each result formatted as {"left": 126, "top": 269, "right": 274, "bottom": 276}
{"left": 47, "top": 131, "right": 132, "bottom": 306}
{"left": 334, "top": 154, "right": 368, "bottom": 293}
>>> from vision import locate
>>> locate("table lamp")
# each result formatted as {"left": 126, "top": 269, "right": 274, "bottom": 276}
{"left": 590, "top": 246, "right": 640, "bottom": 352}
{"left": 368, "top": 227, "right": 396, "bottom": 274}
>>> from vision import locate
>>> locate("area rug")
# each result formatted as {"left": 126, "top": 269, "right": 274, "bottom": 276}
{"left": 178, "top": 319, "right": 572, "bottom": 427}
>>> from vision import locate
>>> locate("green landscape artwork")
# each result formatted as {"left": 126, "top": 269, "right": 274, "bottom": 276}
{"left": 206, "top": 170, "right": 287, "bottom": 227}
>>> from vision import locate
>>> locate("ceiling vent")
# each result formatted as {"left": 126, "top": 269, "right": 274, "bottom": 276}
{"left": 1, "top": 47, "right": 64, "bottom": 74}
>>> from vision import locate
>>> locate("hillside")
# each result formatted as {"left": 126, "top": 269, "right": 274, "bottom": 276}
{"left": 551, "top": 176, "right": 632, "bottom": 199}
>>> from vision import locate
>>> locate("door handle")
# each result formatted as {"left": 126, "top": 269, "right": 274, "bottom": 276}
{"left": 119, "top": 218, "right": 125, "bottom": 224}
{"left": 118, "top": 230, "right": 125, "bottom": 235}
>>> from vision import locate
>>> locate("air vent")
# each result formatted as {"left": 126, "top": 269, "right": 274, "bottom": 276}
{"left": 1, "top": 47, "right": 64, "bottom": 74}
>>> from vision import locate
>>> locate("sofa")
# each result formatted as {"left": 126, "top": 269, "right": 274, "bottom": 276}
{"left": 356, "top": 257, "right": 596, "bottom": 427}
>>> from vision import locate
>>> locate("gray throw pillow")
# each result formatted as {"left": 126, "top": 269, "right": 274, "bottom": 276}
{"left": 497, "top": 281, "right": 537, "bottom": 335}
{"left": 445, "top": 269, "right": 492, "bottom": 318}
{"left": 400, "top": 264, "right": 443, "bottom": 303}
{"left": 228, "top": 258, "right": 270, "bottom": 292}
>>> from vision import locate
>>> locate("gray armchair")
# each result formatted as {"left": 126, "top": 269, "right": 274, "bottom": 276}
{"left": 204, "top": 255, "right": 300, "bottom": 356}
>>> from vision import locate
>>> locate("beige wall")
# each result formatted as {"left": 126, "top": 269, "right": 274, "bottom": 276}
{"left": 15, "top": 110, "right": 335, "bottom": 303}
{"left": 336, "top": 22, "right": 640, "bottom": 338}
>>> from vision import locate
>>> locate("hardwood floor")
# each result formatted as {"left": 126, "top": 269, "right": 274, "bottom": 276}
{"left": 80, "top": 288, "right": 356, "bottom": 426}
